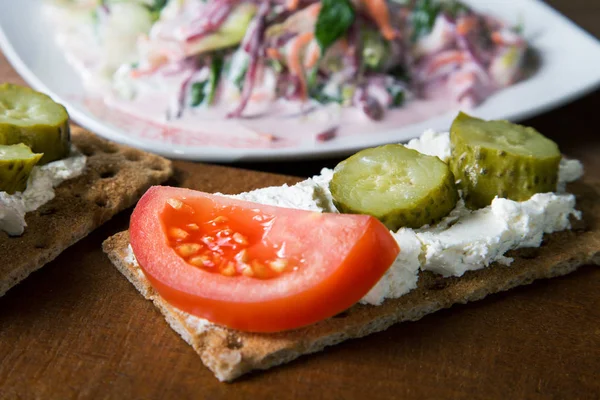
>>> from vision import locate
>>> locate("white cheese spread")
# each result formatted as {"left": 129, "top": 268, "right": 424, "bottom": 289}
{"left": 0, "top": 148, "right": 87, "bottom": 236}
{"left": 232, "top": 131, "right": 584, "bottom": 305}
{"left": 406, "top": 129, "right": 452, "bottom": 162}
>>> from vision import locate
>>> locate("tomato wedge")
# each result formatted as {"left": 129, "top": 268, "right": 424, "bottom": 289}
{"left": 130, "top": 186, "right": 399, "bottom": 333}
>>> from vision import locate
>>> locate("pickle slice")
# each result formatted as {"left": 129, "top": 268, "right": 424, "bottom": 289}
{"left": 450, "top": 112, "right": 561, "bottom": 209}
{"left": 329, "top": 144, "right": 459, "bottom": 230}
{"left": 0, "top": 83, "right": 70, "bottom": 164}
{"left": 0, "top": 143, "right": 43, "bottom": 194}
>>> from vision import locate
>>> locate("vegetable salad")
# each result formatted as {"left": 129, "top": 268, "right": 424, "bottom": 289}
{"left": 49, "top": 0, "right": 528, "bottom": 127}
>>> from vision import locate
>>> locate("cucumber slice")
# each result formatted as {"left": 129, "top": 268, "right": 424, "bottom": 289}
{"left": 450, "top": 112, "right": 561, "bottom": 209}
{"left": 0, "top": 84, "right": 70, "bottom": 164}
{"left": 186, "top": 3, "right": 258, "bottom": 55}
{"left": 0, "top": 143, "right": 43, "bottom": 194}
{"left": 330, "top": 144, "right": 459, "bottom": 230}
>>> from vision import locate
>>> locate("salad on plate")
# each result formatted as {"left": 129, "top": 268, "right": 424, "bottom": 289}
{"left": 46, "top": 0, "right": 529, "bottom": 146}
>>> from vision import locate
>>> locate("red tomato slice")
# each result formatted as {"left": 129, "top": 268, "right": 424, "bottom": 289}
{"left": 130, "top": 186, "right": 400, "bottom": 333}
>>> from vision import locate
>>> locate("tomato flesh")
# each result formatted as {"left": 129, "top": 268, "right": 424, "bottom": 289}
{"left": 130, "top": 186, "right": 400, "bottom": 333}
{"left": 163, "top": 197, "right": 301, "bottom": 279}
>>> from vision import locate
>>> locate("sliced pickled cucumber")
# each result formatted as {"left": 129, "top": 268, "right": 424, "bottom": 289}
{"left": 0, "top": 143, "right": 43, "bottom": 194}
{"left": 0, "top": 84, "right": 70, "bottom": 164}
{"left": 450, "top": 112, "right": 561, "bottom": 209}
{"left": 330, "top": 144, "right": 459, "bottom": 230}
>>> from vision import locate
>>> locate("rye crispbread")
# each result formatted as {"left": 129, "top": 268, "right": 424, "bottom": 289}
{"left": 0, "top": 127, "right": 173, "bottom": 296}
{"left": 102, "top": 180, "right": 600, "bottom": 382}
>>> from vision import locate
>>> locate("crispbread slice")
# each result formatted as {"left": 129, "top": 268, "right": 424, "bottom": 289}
{"left": 0, "top": 127, "right": 173, "bottom": 296}
{"left": 102, "top": 181, "right": 600, "bottom": 382}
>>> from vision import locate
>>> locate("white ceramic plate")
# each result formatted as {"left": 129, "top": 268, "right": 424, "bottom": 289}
{"left": 1, "top": 0, "right": 600, "bottom": 162}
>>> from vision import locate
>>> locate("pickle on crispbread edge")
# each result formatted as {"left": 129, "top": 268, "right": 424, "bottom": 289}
{"left": 329, "top": 144, "right": 459, "bottom": 230}
{"left": 450, "top": 112, "right": 561, "bottom": 209}
{"left": 0, "top": 83, "right": 70, "bottom": 164}
{"left": 0, "top": 143, "right": 43, "bottom": 194}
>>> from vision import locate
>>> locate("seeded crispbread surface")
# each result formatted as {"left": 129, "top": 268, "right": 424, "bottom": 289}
{"left": 102, "top": 181, "right": 600, "bottom": 382}
{"left": 0, "top": 127, "right": 173, "bottom": 296}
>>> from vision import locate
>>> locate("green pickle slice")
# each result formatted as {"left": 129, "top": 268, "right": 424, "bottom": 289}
{"left": 0, "top": 83, "right": 70, "bottom": 164}
{"left": 330, "top": 144, "right": 459, "bottom": 230}
{"left": 0, "top": 143, "right": 43, "bottom": 194}
{"left": 450, "top": 112, "right": 561, "bottom": 209}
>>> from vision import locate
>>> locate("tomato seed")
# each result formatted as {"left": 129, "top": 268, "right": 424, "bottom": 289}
{"left": 252, "top": 261, "right": 269, "bottom": 279}
{"left": 168, "top": 227, "right": 189, "bottom": 240}
{"left": 221, "top": 262, "right": 236, "bottom": 277}
{"left": 166, "top": 198, "right": 183, "bottom": 209}
{"left": 269, "top": 259, "right": 288, "bottom": 273}
{"left": 186, "top": 223, "right": 199, "bottom": 231}
{"left": 232, "top": 232, "right": 248, "bottom": 245}
{"left": 235, "top": 249, "right": 249, "bottom": 263}
{"left": 241, "top": 267, "right": 254, "bottom": 277}
{"left": 176, "top": 243, "right": 201, "bottom": 257}
{"left": 189, "top": 255, "right": 211, "bottom": 267}
{"left": 213, "top": 216, "right": 228, "bottom": 224}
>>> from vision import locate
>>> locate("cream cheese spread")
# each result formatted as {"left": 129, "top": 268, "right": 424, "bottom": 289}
{"left": 231, "top": 131, "right": 583, "bottom": 305}
{"left": 0, "top": 148, "right": 87, "bottom": 236}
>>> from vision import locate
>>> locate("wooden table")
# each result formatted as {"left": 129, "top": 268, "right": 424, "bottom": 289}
{"left": 1, "top": 2, "right": 599, "bottom": 398}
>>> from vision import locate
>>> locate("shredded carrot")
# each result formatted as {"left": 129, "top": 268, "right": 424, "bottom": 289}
{"left": 286, "top": 0, "right": 300, "bottom": 10}
{"left": 259, "top": 133, "right": 276, "bottom": 142}
{"left": 266, "top": 48, "right": 282, "bottom": 60}
{"left": 250, "top": 92, "right": 270, "bottom": 102}
{"left": 452, "top": 71, "right": 476, "bottom": 85}
{"left": 427, "top": 51, "right": 467, "bottom": 75}
{"left": 130, "top": 64, "right": 161, "bottom": 79}
{"left": 491, "top": 31, "right": 505, "bottom": 45}
{"left": 361, "top": 0, "right": 398, "bottom": 41}
{"left": 491, "top": 31, "right": 525, "bottom": 47}
{"left": 457, "top": 16, "right": 478, "bottom": 36}
{"left": 304, "top": 42, "right": 321, "bottom": 69}
{"left": 287, "top": 32, "right": 314, "bottom": 100}
{"left": 307, "top": 3, "right": 322, "bottom": 18}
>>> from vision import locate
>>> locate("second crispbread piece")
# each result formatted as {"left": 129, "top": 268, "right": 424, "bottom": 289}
{"left": 0, "top": 126, "right": 173, "bottom": 296}
{"left": 102, "top": 180, "right": 600, "bottom": 382}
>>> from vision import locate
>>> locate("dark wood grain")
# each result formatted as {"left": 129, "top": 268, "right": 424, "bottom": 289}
{"left": 1, "top": 1, "right": 599, "bottom": 399}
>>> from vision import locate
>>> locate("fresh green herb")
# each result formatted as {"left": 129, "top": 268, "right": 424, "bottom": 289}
{"left": 315, "top": 0, "right": 356, "bottom": 53}
{"left": 310, "top": 83, "right": 341, "bottom": 104}
{"left": 190, "top": 54, "right": 224, "bottom": 107}
{"left": 147, "top": 0, "right": 168, "bottom": 21}
{"left": 312, "top": 89, "right": 342, "bottom": 104}
{"left": 207, "top": 54, "right": 224, "bottom": 104}
{"left": 152, "top": 0, "right": 169, "bottom": 10}
{"left": 388, "top": 65, "right": 411, "bottom": 83}
{"left": 387, "top": 85, "right": 405, "bottom": 108}
{"left": 190, "top": 81, "right": 208, "bottom": 107}
{"left": 233, "top": 63, "right": 248, "bottom": 91}
{"left": 411, "top": 0, "right": 439, "bottom": 41}
{"left": 226, "top": 53, "right": 249, "bottom": 91}
{"left": 411, "top": 0, "right": 469, "bottom": 41}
